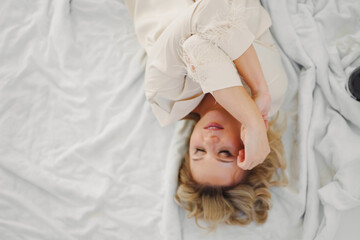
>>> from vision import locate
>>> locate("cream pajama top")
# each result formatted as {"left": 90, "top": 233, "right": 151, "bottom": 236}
{"left": 124, "top": 0, "right": 288, "bottom": 126}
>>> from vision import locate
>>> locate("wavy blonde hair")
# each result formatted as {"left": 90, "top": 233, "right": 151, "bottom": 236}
{"left": 174, "top": 113, "right": 288, "bottom": 229}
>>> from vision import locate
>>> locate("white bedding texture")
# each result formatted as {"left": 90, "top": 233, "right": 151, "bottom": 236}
{"left": 0, "top": 0, "right": 359, "bottom": 240}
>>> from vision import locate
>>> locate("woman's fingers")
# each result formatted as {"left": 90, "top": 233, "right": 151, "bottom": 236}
{"left": 237, "top": 149, "right": 249, "bottom": 169}
{"left": 238, "top": 117, "right": 270, "bottom": 170}
{"left": 261, "top": 113, "right": 269, "bottom": 131}
{"left": 264, "top": 118, "right": 269, "bottom": 131}
{"left": 237, "top": 131, "right": 270, "bottom": 170}
{"left": 240, "top": 149, "right": 245, "bottom": 162}
{"left": 249, "top": 157, "right": 266, "bottom": 170}
{"left": 238, "top": 156, "right": 265, "bottom": 170}
{"left": 238, "top": 160, "right": 251, "bottom": 170}
{"left": 237, "top": 150, "right": 260, "bottom": 170}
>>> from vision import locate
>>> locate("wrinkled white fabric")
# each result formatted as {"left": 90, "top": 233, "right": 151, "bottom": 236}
{"left": 260, "top": 0, "right": 360, "bottom": 239}
{"left": 0, "top": 1, "right": 176, "bottom": 239}
{"left": 1, "top": 0, "right": 359, "bottom": 239}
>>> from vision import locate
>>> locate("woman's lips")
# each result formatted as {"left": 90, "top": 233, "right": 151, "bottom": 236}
{"left": 204, "top": 122, "right": 224, "bottom": 130}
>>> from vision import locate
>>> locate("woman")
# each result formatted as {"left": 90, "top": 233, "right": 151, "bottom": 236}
{"left": 124, "top": 0, "right": 288, "bottom": 228}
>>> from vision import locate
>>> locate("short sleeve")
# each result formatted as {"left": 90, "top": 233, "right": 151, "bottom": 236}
{"left": 191, "top": 0, "right": 256, "bottom": 61}
{"left": 182, "top": 34, "right": 243, "bottom": 94}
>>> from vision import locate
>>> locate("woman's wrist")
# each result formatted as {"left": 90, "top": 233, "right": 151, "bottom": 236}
{"left": 242, "top": 110, "right": 265, "bottom": 130}
{"left": 251, "top": 82, "right": 267, "bottom": 95}
{"left": 233, "top": 44, "right": 270, "bottom": 99}
{"left": 213, "top": 86, "right": 264, "bottom": 128}
{"left": 251, "top": 83, "right": 269, "bottom": 97}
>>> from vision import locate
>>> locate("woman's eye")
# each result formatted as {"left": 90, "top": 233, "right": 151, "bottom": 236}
{"left": 219, "top": 150, "right": 232, "bottom": 157}
{"left": 195, "top": 148, "right": 205, "bottom": 153}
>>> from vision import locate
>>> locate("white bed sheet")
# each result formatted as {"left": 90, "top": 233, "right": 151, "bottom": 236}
{"left": 1, "top": 0, "right": 360, "bottom": 240}
{"left": 0, "top": 0, "right": 175, "bottom": 239}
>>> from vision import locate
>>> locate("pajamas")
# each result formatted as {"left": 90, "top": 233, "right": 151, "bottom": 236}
{"left": 124, "top": 0, "right": 288, "bottom": 126}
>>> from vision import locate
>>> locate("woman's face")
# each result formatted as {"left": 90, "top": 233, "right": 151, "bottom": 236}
{"left": 189, "top": 109, "right": 247, "bottom": 187}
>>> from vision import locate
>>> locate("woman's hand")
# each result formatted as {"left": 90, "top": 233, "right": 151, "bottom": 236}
{"left": 237, "top": 121, "right": 270, "bottom": 170}
{"left": 237, "top": 90, "right": 271, "bottom": 170}
{"left": 213, "top": 86, "right": 271, "bottom": 170}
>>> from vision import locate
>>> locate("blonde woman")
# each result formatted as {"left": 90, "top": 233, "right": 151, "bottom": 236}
{"left": 124, "top": 0, "right": 288, "bottom": 227}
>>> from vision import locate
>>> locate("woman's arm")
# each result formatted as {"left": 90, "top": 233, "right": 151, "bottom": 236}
{"left": 233, "top": 44, "right": 271, "bottom": 129}
{"left": 233, "top": 44, "right": 269, "bottom": 96}
{"left": 212, "top": 86, "right": 263, "bottom": 129}
{"left": 212, "top": 44, "right": 272, "bottom": 170}
{"left": 213, "top": 86, "right": 270, "bottom": 170}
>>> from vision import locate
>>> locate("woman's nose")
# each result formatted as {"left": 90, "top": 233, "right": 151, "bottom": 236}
{"left": 204, "top": 135, "right": 220, "bottom": 144}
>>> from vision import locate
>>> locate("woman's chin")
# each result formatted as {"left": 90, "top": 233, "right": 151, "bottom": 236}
{"left": 200, "top": 109, "right": 237, "bottom": 126}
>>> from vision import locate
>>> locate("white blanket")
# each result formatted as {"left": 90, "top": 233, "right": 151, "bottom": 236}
{"left": 262, "top": 0, "right": 360, "bottom": 239}
{"left": 0, "top": 0, "right": 359, "bottom": 239}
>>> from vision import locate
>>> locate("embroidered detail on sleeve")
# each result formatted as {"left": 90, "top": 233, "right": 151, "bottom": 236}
{"left": 178, "top": 0, "right": 256, "bottom": 92}
{"left": 181, "top": 34, "right": 232, "bottom": 84}
{"left": 198, "top": 7, "right": 247, "bottom": 47}
{"left": 195, "top": 0, "right": 256, "bottom": 49}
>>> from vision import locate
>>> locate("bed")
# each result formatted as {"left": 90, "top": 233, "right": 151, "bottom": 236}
{"left": 0, "top": 0, "right": 359, "bottom": 239}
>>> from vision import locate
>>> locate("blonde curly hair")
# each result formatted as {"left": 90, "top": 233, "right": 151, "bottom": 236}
{"left": 174, "top": 113, "right": 288, "bottom": 229}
